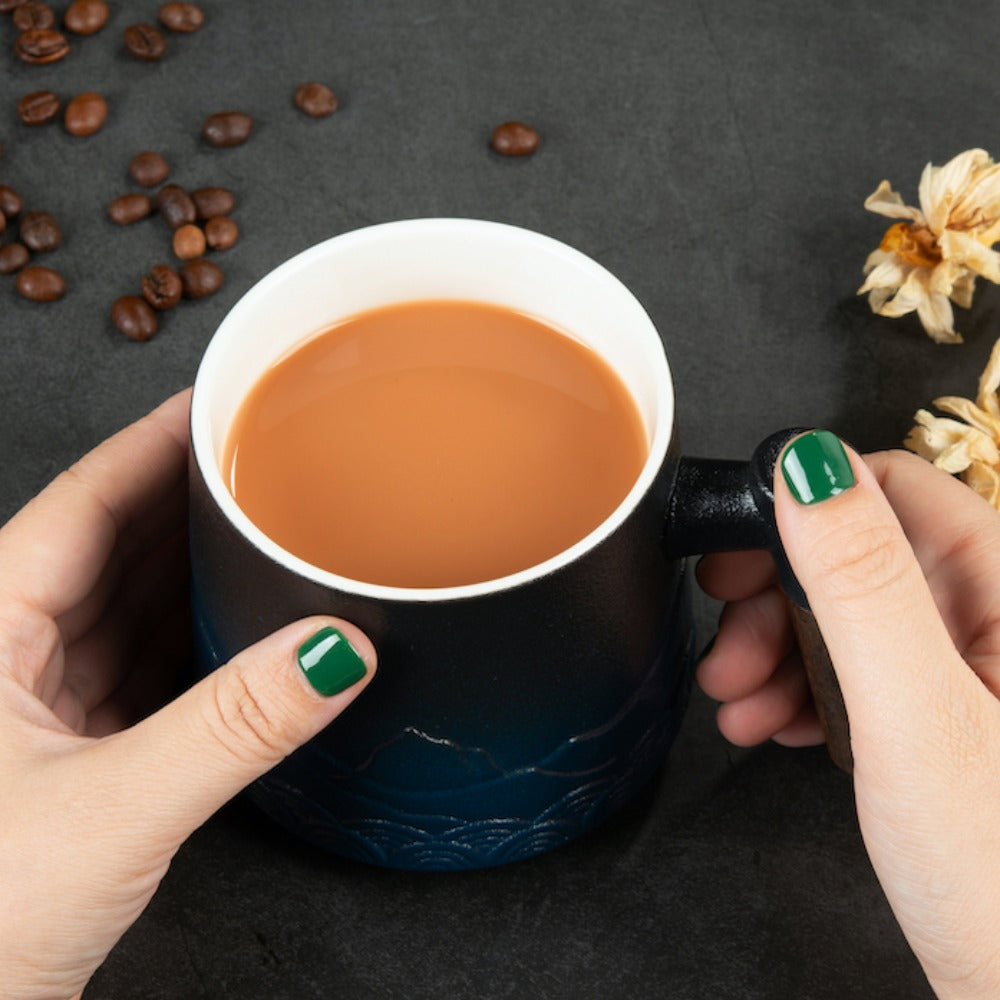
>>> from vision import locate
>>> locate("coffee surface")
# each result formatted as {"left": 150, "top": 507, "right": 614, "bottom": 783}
{"left": 224, "top": 299, "right": 648, "bottom": 587}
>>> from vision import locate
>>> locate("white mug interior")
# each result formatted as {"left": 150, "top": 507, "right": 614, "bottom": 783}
{"left": 190, "top": 218, "right": 675, "bottom": 602}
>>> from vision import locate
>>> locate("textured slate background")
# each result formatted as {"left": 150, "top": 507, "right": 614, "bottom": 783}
{"left": 3, "top": 1, "right": 996, "bottom": 997}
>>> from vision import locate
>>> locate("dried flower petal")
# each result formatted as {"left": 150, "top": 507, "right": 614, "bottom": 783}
{"left": 860, "top": 148, "right": 1000, "bottom": 342}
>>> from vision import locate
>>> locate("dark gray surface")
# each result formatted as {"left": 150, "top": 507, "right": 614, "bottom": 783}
{"left": 2, "top": 1, "right": 994, "bottom": 996}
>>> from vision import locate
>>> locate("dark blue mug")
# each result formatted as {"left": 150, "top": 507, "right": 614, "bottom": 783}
{"left": 189, "top": 219, "right": 829, "bottom": 871}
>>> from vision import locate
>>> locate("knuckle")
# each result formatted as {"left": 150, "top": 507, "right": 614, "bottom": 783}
{"left": 202, "top": 668, "right": 294, "bottom": 767}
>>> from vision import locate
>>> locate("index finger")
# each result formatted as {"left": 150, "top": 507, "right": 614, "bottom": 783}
{"left": 0, "top": 389, "right": 192, "bottom": 620}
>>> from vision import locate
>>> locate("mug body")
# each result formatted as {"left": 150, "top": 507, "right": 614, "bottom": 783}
{"left": 189, "top": 218, "right": 693, "bottom": 870}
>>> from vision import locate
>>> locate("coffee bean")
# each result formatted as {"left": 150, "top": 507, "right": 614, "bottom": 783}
{"left": 204, "top": 215, "right": 238, "bottom": 251}
{"left": 64, "top": 92, "right": 107, "bottom": 137}
{"left": 123, "top": 22, "right": 166, "bottom": 61}
{"left": 16, "top": 265, "right": 65, "bottom": 302}
{"left": 156, "top": 184, "right": 196, "bottom": 229}
{"left": 17, "top": 90, "right": 60, "bottom": 126}
{"left": 490, "top": 121, "right": 540, "bottom": 157}
{"left": 173, "top": 223, "right": 205, "bottom": 260}
{"left": 158, "top": 2, "right": 203, "bottom": 32}
{"left": 0, "top": 242, "right": 30, "bottom": 275}
{"left": 19, "top": 211, "right": 61, "bottom": 252}
{"left": 0, "top": 186, "right": 23, "bottom": 219}
{"left": 0, "top": 0, "right": 28, "bottom": 12}
{"left": 294, "top": 82, "right": 338, "bottom": 118}
{"left": 180, "top": 258, "right": 223, "bottom": 298}
{"left": 141, "top": 264, "right": 182, "bottom": 310}
{"left": 191, "top": 186, "right": 234, "bottom": 219}
{"left": 129, "top": 150, "right": 170, "bottom": 187}
{"left": 108, "top": 193, "right": 153, "bottom": 225}
{"left": 15, "top": 27, "right": 69, "bottom": 63}
{"left": 64, "top": 0, "right": 108, "bottom": 35}
{"left": 112, "top": 295, "right": 158, "bottom": 340}
{"left": 13, "top": 2, "right": 55, "bottom": 31}
{"left": 202, "top": 112, "right": 252, "bottom": 148}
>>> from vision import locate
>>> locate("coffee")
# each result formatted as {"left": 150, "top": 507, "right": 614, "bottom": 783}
{"left": 223, "top": 299, "right": 648, "bottom": 588}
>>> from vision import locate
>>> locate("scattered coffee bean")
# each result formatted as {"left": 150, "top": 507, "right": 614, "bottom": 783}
{"left": 294, "top": 82, "right": 338, "bottom": 118}
{"left": 13, "top": 1, "right": 55, "bottom": 31}
{"left": 158, "top": 1, "right": 203, "bottom": 32}
{"left": 0, "top": 185, "right": 23, "bottom": 219}
{"left": 180, "top": 257, "right": 223, "bottom": 298}
{"left": 129, "top": 150, "right": 170, "bottom": 187}
{"left": 191, "top": 185, "right": 234, "bottom": 219}
{"left": 0, "top": 242, "right": 30, "bottom": 275}
{"left": 16, "top": 265, "right": 65, "bottom": 302}
{"left": 140, "top": 263, "right": 182, "bottom": 310}
{"left": 64, "top": 92, "right": 107, "bottom": 137}
{"left": 173, "top": 223, "right": 205, "bottom": 260}
{"left": 123, "top": 22, "right": 166, "bottom": 60}
{"left": 156, "top": 184, "right": 196, "bottom": 229}
{"left": 17, "top": 89, "right": 60, "bottom": 126}
{"left": 63, "top": 0, "right": 108, "bottom": 35}
{"left": 15, "top": 27, "right": 69, "bottom": 63}
{"left": 111, "top": 295, "right": 157, "bottom": 340}
{"left": 204, "top": 215, "right": 238, "bottom": 251}
{"left": 490, "top": 121, "right": 540, "bottom": 157}
{"left": 108, "top": 193, "right": 153, "bottom": 225}
{"left": 19, "top": 210, "right": 61, "bottom": 252}
{"left": 202, "top": 111, "right": 252, "bottom": 147}
{"left": 0, "top": 0, "right": 28, "bottom": 12}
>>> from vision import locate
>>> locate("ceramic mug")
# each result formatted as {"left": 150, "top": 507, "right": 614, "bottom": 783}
{"left": 189, "top": 218, "right": 838, "bottom": 872}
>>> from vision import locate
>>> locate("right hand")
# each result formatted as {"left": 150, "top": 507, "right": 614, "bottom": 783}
{"left": 697, "top": 441, "right": 1000, "bottom": 999}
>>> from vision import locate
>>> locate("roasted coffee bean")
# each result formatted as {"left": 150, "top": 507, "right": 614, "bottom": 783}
{"left": 129, "top": 150, "right": 170, "bottom": 187}
{"left": 17, "top": 89, "right": 60, "bottom": 126}
{"left": 490, "top": 121, "right": 540, "bottom": 157}
{"left": 111, "top": 295, "right": 157, "bottom": 340}
{"left": 19, "top": 211, "right": 60, "bottom": 252}
{"left": 0, "top": 0, "right": 28, "bottom": 12}
{"left": 204, "top": 215, "right": 238, "bottom": 251}
{"left": 202, "top": 111, "right": 252, "bottom": 147}
{"left": 0, "top": 242, "right": 30, "bottom": 275}
{"left": 294, "top": 82, "right": 338, "bottom": 118}
{"left": 64, "top": 0, "right": 109, "bottom": 35}
{"left": 123, "top": 22, "right": 166, "bottom": 60}
{"left": 180, "top": 257, "right": 223, "bottom": 298}
{"left": 172, "top": 223, "right": 205, "bottom": 260}
{"left": 191, "top": 186, "right": 234, "bottom": 219}
{"left": 16, "top": 265, "right": 65, "bottom": 302}
{"left": 0, "top": 185, "right": 23, "bottom": 219}
{"left": 15, "top": 27, "right": 69, "bottom": 63}
{"left": 108, "top": 193, "right": 153, "bottom": 225}
{"left": 13, "top": 2, "right": 55, "bottom": 30}
{"left": 64, "top": 92, "right": 107, "bottom": 137}
{"left": 158, "top": 1, "right": 203, "bottom": 32}
{"left": 156, "top": 184, "right": 196, "bottom": 229}
{"left": 140, "top": 264, "right": 182, "bottom": 310}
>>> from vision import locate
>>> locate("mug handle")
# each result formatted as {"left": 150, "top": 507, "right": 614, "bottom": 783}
{"left": 664, "top": 430, "right": 853, "bottom": 773}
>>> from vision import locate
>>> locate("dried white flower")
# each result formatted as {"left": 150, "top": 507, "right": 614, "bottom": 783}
{"left": 859, "top": 148, "right": 1000, "bottom": 343}
{"left": 905, "top": 338, "right": 1000, "bottom": 509}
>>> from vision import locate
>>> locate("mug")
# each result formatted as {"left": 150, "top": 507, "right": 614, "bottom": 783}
{"left": 189, "top": 218, "right": 840, "bottom": 872}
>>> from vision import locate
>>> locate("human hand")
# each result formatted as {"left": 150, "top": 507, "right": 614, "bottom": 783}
{"left": 0, "top": 389, "right": 377, "bottom": 1000}
{"left": 696, "top": 433, "right": 1000, "bottom": 999}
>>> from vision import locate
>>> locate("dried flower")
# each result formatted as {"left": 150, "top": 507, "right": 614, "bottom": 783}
{"left": 858, "top": 148, "right": 1000, "bottom": 344}
{"left": 905, "top": 337, "right": 1000, "bottom": 509}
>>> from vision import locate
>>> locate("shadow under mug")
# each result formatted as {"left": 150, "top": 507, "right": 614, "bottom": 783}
{"left": 189, "top": 218, "right": 836, "bottom": 872}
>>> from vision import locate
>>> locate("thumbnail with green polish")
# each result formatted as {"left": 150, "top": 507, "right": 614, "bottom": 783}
{"left": 297, "top": 626, "right": 367, "bottom": 697}
{"left": 781, "top": 430, "right": 856, "bottom": 505}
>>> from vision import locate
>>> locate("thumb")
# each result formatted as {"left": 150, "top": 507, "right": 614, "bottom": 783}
{"left": 100, "top": 616, "right": 376, "bottom": 845}
{"left": 774, "top": 431, "right": 976, "bottom": 778}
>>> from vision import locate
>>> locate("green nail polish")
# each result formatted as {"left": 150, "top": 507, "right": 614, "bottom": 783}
{"left": 781, "top": 430, "right": 856, "bottom": 505}
{"left": 297, "top": 627, "right": 367, "bottom": 697}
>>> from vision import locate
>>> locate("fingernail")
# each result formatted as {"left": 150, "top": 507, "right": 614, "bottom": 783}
{"left": 297, "top": 627, "right": 368, "bottom": 697}
{"left": 780, "top": 430, "right": 856, "bottom": 505}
